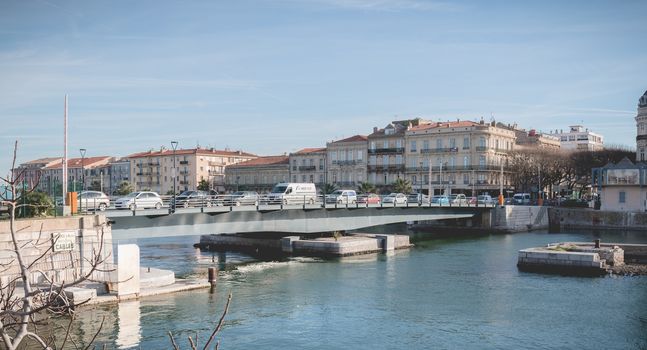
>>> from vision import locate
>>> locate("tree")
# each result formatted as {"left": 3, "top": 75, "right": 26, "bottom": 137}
{"left": 88, "top": 180, "right": 102, "bottom": 192}
{"left": 114, "top": 181, "right": 134, "bottom": 196}
{"left": 320, "top": 183, "right": 338, "bottom": 195}
{"left": 197, "top": 179, "right": 210, "bottom": 191}
{"left": 356, "top": 182, "right": 376, "bottom": 194}
{"left": 392, "top": 178, "right": 412, "bottom": 194}
{"left": 22, "top": 191, "right": 53, "bottom": 218}
{"left": 0, "top": 141, "right": 110, "bottom": 349}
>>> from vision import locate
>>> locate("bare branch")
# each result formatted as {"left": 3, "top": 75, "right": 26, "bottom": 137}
{"left": 203, "top": 292, "right": 232, "bottom": 350}
{"left": 168, "top": 331, "right": 180, "bottom": 350}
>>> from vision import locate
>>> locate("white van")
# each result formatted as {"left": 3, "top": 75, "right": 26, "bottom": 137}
{"left": 512, "top": 193, "right": 531, "bottom": 205}
{"left": 266, "top": 183, "right": 317, "bottom": 205}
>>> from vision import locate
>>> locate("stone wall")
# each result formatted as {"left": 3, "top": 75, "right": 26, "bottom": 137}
{"left": 0, "top": 215, "right": 114, "bottom": 286}
{"left": 492, "top": 206, "right": 549, "bottom": 232}
{"left": 548, "top": 207, "right": 647, "bottom": 232}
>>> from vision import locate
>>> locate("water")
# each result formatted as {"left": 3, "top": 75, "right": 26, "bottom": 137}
{"left": 70, "top": 229, "right": 646, "bottom": 349}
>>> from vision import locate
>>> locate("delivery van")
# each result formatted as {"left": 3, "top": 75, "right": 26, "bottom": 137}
{"left": 266, "top": 183, "right": 317, "bottom": 205}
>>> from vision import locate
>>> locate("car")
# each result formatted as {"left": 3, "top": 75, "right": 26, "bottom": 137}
{"left": 325, "top": 190, "right": 357, "bottom": 204}
{"left": 223, "top": 191, "right": 260, "bottom": 206}
{"left": 172, "top": 190, "right": 212, "bottom": 208}
{"left": 78, "top": 190, "right": 110, "bottom": 211}
{"left": 430, "top": 195, "right": 450, "bottom": 205}
{"left": 407, "top": 193, "right": 429, "bottom": 204}
{"left": 512, "top": 193, "right": 531, "bottom": 205}
{"left": 450, "top": 194, "right": 468, "bottom": 206}
{"left": 477, "top": 195, "right": 495, "bottom": 205}
{"left": 357, "top": 193, "right": 381, "bottom": 205}
{"left": 114, "top": 191, "right": 163, "bottom": 210}
{"left": 467, "top": 196, "right": 477, "bottom": 205}
{"left": 264, "top": 183, "right": 317, "bottom": 205}
{"left": 382, "top": 193, "right": 407, "bottom": 205}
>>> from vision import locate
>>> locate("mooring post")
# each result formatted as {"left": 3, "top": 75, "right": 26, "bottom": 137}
{"left": 595, "top": 239, "right": 601, "bottom": 248}
{"left": 208, "top": 267, "right": 217, "bottom": 286}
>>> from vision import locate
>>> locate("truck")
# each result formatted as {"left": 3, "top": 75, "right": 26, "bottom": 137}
{"left": 265, "top": 183, "right": 317, "bottom": 205}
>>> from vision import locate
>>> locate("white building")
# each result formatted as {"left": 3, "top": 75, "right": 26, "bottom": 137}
{"left": 635, "top": 90, "right": 647, "bottom": 162}
{"left": 550, "top": 125, "right": 604, "bottom": 151}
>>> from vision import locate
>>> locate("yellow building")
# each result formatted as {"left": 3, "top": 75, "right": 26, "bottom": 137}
{"left": 289, "top": 148, "right": 327, "bottom": 185}
{"left": 127, "top": 147, "right": 256, "bottom": 194}
{"left": 224, "top": 155, "right": 290, "bottom": 193}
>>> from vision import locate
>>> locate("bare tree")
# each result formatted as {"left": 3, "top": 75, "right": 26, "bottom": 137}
{"left": 0, "top": 141, "right": 110, "bottom": 349}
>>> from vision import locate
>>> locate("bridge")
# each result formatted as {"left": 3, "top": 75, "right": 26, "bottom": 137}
{"left": 107, "top": 204, "right": 492, "bottom": 240}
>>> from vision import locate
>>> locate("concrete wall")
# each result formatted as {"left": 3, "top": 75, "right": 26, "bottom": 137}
{"left": 600, "top": 186, "right": 646, "bottom": 212}
{"left": 0, "top": 215, "right": 113, "bottom": 285}
{"left": 549, "top": 207, "right": 647, "bottom": 231}
{"left": 492, "top": 206, "right": 548, "bottom": 232}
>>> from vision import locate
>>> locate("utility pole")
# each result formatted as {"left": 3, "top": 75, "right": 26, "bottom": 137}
{"left": 62, "top": 95, "right": 68, "bottom": 208}
{"left": 498, "top": 159, "right": 504, "bottom": 206}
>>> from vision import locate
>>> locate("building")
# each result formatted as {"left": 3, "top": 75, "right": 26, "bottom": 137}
{"left": 41, "top": 156, "right": 113, "bottom": 194}
{"left": 127, "top": 147, "right": 256, "bottom": 194}
{"left": 405, "top": 119, "right": 516, "bottom": 196}
{"left": 106, "top": 158, "right": 131, "bottom": 195}
{"left": 496, "top": 123, "right": 560, "bottom": 150}
{"left": 593, "top": 158, "right": 646, "bottom": 212}
{"left": 326, "top": 135, "right": 368, "bottom": 189}
{"left": 636, "top": 90, "right": 647, "bottom": 162}
{"left": 550, "top": 125, "right": 604, "bottom": 151}
{"left": 224, "top": 156, "right": 289, "bottom": 192}
{"left": 15, "top": 157, "right": 62, "bottom": 191}
{"left": 289, "top": 148, "right": 326, "bottom": 185}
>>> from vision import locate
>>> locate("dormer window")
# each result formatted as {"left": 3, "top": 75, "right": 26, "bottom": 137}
{"left": 385, "top": 128, "right": 394, "bottom": 135}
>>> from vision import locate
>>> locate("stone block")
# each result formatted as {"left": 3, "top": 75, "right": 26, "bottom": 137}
{"left": 116, "top": 244, "right": 140, "bottom": 297}
{"left": 281, "top": 236, "right": 300, "bottom": 253}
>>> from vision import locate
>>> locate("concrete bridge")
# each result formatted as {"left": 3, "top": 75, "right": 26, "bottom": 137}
{"left": 108, "top": 205, "right": 491, "bottom": 240}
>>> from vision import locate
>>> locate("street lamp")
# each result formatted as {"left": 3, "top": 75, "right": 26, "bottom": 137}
{"left": 171, "top": 141, "right": 178, "bottom": 213}
{"left": 79, "top": 148, "right": 86, "bottom": 191}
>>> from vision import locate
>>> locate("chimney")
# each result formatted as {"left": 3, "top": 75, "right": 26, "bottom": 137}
{"left": 373, "top": 127, "right": 378, "bottom": 133}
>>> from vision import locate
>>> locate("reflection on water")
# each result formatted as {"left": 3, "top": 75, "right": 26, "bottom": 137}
{"left": 68, "top": 228, "right": 647, "bottom": 349}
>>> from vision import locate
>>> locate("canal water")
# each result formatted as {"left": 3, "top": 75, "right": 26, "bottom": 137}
{"left": 70, "top": 228, "right": 646, "bottom": 349}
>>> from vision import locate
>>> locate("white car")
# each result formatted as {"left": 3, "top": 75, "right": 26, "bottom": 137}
{"left": 78, "top": 190, "right": 110, "bottom": 211}
{"left": 115, "top": 191, "right": 163, "bottom": 210}
{"left": 325, "top": 190, "right": 358, "bottom": 204}
{"left": 382, "top": 193, "right": 408, "bottom": 205}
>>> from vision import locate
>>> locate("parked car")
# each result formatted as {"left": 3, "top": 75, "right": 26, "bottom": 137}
{"left": 450, "top": 194, "right": 468, "bottom": 206}
{"left": 430, "top": 195, "right": 450, "bottom": 205}
{"left": 357, "top": 193, "right": 381, "bottom": 205}
{"left": 223, "top": 191, "right": 260, "bottom": 206}
{"left": 477, "top": 195, "right": 495, "bottom": 205}
{"left": 172, "top": 190, "right": 212, "bottom": 208}
{"left": 264, "top": 183, "right": 317, "bottom": 205}
{"left": 512, "top": 193, "right": 531, "bottom": 205}
{"left": 407, "top": 193, "right": 429, "bottom": 204}
{"left": 115, "top": 191, "right": 163, "bottom": 210}
{"left": 467, "top": 196, "right": 477, "bottom": 205}
{"left": 325, "top": 190, "right": 358, "bottom": 204}
{"left": 78, "top": 191, "right": 110, "bottom": 211}
{"left": 382, "top": 193, "right": 407, "bottom": 205}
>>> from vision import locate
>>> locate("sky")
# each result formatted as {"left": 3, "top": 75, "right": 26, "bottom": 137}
{"left": 1, "top": 0, "right": 646, "bottom": 176}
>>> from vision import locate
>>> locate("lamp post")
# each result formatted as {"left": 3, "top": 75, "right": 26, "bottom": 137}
{"left": 419, "top": 161, "right": 423, "bottom": 194}
{"left": 79, "top": 148, "right": 86, "bottom": 192}
{"left": 171, "top": 141, "right": 178, "bottom": 213}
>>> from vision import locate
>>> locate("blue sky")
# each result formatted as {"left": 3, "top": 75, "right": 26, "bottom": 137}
{"left": 1, "top": 0, "right": 646, "bottom": 176}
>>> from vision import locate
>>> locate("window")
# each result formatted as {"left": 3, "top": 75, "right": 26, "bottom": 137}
{"left": 357, "top": 150, "right": 363, "bottom": 161}
{"left": 396, "top": 139, "right": 402, "bottom": 148}
{"left": 319, "top": 174, "right": 324, "bottom": 183}
{"left": 302, "top": 175, "right": 306, "bottom": 182}
{"left": 463, "top": 137, "right": 470, "bottom": 149}
{"left": 395, "top": 155, "right": 402, "bottom": 164}
{"left": 479, "top": 137, "right": 486, "bottom": 148}
{"left": 369, "top": 155, "right": 376, "bottom": 165}
{"left": 411, "top": 141, "right": 417, "bottom": 152}
{"left": 383, "top": 140, "right": 389, "bottom": 148}
{"left": 331, "top": 151, "right": 337, "bottom": 161}
{"left": 436, "top": 139, "right": 442, "bottom": 150}
{"left": 619, "top": 192, "right": 626, "bottom": 203}
{"left": 463, "top": 156, "right": 469, "bottom": 167}
{"left": 370, "top": 141, "right": 376, "bottom": 150}
{"left": 382, "top": 155, "right": 389, "bottom": 166}
{"left": 449, "top": 138, "right": 456, "bottom": 149}
{"left": 423, "top": 140, "right": 430, "bottom": 151}
{"left": 479, "top": 155, "right": 486, "bottom": 168}
{"left": 463, "top": 173, "right": 469, "bottom": 184}
{"left": 319, "top": 159, "right": 324, "bottom": 170}
{"left": 348, "top": 150, "right": 354, "bottom": 161}
{"left": 310, "top": 159, "right": 314, "bottom": 166}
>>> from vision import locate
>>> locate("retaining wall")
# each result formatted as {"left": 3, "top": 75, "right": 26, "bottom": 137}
{"left": 492, "top": 206, "right": 549, "bottom": 232}
{"left": 548, "top": 208, "right": 647, "bottom": 232}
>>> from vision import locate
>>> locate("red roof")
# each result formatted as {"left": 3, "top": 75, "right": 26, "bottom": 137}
{"left": 127, "top": 147, "right": 256, "bottom": 159}
{"left": 409, "top": 120, "right": 480, "bottom": 132}
{"left": 228, "top": 155, "right": 289, "bottom": 168}
{"left": 44, "top": 156, "right": 112, "bottom": 169}
{"left": 330, "top": 135, "right": 367, "bottom": 144}
{"left": 293, "top": 147, "right": 326, "bottom": 154}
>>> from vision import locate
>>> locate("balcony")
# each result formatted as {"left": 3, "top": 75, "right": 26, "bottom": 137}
{"left": 180, "top": 180, "right": 189, "bottom": 185}
{"left": 332, "top": 160, "right": 363, "bottom": 166}
{"left": 367, "top": 164, "right": 405, "bottom": 172}
{"left": 368, "top": 147, "right": 404, "bottom": 155}
{"left": 405, "top": 165, "right": 508, "bottom": 172}
{"left": 179, "top": 170, "right": 190, "bottom": 175}
{"left": 475, "top": 146, "right": 487, "bottom": 152}
{"left": 147, "top": 162, "right": 160, "bottom": 166}
{"left": 298, "top": 165, "right": 317, "bottom": 171}
{"left": 179, "top": 160, "right": 189, "bottom": 165}
{"left": 420, "top": 147, "right": 459, "bottom": 154}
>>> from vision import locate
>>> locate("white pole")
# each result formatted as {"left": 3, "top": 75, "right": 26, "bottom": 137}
{"left": 62, "top": 95, "right": 68, "bottom": 206}
{"left": 427, "top": 156, "right": 432, "bottom": 196}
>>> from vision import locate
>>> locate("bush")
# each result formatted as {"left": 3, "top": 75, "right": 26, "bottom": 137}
{"left": 561, "top": 199, "right": 589, "bottom": 208}
{"left": 21, "top": 191, "right": 54, "bottom": 217}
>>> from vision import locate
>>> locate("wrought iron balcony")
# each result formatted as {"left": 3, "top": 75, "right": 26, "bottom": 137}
{"left": 367, "top": 147, "right": 405, "bottom": 154}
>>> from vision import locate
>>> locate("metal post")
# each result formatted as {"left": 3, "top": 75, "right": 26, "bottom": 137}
{"left": 171, "top": 141, "right": 178, "bottom": 214}
{"left": 62, "top": 95, "right": 68, "bottom": 208}
{"left": 80, "top": 148, "right": 86, "bottom": 192}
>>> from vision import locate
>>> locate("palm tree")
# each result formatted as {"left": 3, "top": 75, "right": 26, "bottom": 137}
{"left": 392, "top": 178, "right": 412, "bottom": 194}
{"left": 357, "top": 181, "right": 376, "bottom": 194}
{"left": 321, "top": 183, "right": 338, "bottom": 195}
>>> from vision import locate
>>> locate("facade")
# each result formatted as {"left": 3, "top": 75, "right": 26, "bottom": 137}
{"left": 498, "top": 123, "right": 560, "bottom": 150}
{"left": 15, "top": 157, "right": 62, "bottom": 190}
{"left": 636, "top": 90, "right": 647, "bottom": 162}
{"left": 224, "top": 156, "right": 289, "bottom": 192}
{"left": 593, "top": 158, "right": 646, "bottom": 212}
{"left": 326, "top": 135, "right": 368, "bottom": 189}
{"left": 367, "top": 121, "right": 421, "bottom": 187}
{"left": 41, "top": 156, "right": 113, "bottom": 194}
{"left": 127, "top": 147, "right": 256, "bottom": 194}
{"left": 405, "top": 119, "right": 516, "bottom": 195}
{"left": 289, "top": 148, "right": 326, "bottom": 185}
{"left": 106, "top": 158, "right": 131, "bottom": 195}
{"left": 550, "top": 125, "right": 604, "bottom": 151}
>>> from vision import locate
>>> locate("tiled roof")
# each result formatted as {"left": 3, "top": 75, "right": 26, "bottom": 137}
{"left": 127, "top": 148, "right": 256, "bottom": 159}
{"left": 228, "top": 155, "right": 289, "bottom": 168}
{"left": 409, "top": 120, "right": 480, "bottom": 132}
{"left": 330, "top": 135, "right": 367, "bottom": 143}
{"left": 293, "top": 147, "right": 326, "bottom": 154}
{"left": 44, "top": 156, "right": 112, "bottom": 169}
{"left": 23, "top": 157, "right": 61, "bottom": 165}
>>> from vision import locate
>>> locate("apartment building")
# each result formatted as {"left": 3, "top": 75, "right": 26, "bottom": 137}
{"left": 405, "top": 119, "right": 516, "bottom": 195}
{"left": 496, "top": 123, "right": 560, "bottom": 150}
{"left": 105, "top": 158, "right": 131, "bottom": 195}
{"left": 128, "top": 147, "right": 256, "bottom": 194}
{"left": 15, "top": 157, "right": 62, "bottom": 190}
{"left": 41, "top": 156, "right": 113, "bottom": 194}
{"left": 224, "top": 156, "right": 289, "bottom": 192}
{"left": 326, "top": 135, "right": 368, "bottom": 188}
{"left": 636, "top": 90, "right": 647, "bottom": 162}
{"left": 550, "top": 125, "right": 604, "bottom": 151}
{"left": 289, "top": 148, "right": 326, "bottom": 185}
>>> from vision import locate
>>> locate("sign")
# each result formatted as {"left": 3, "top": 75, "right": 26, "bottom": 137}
{"left": 52, "top": 231, "right": 77, "bottom": 252}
